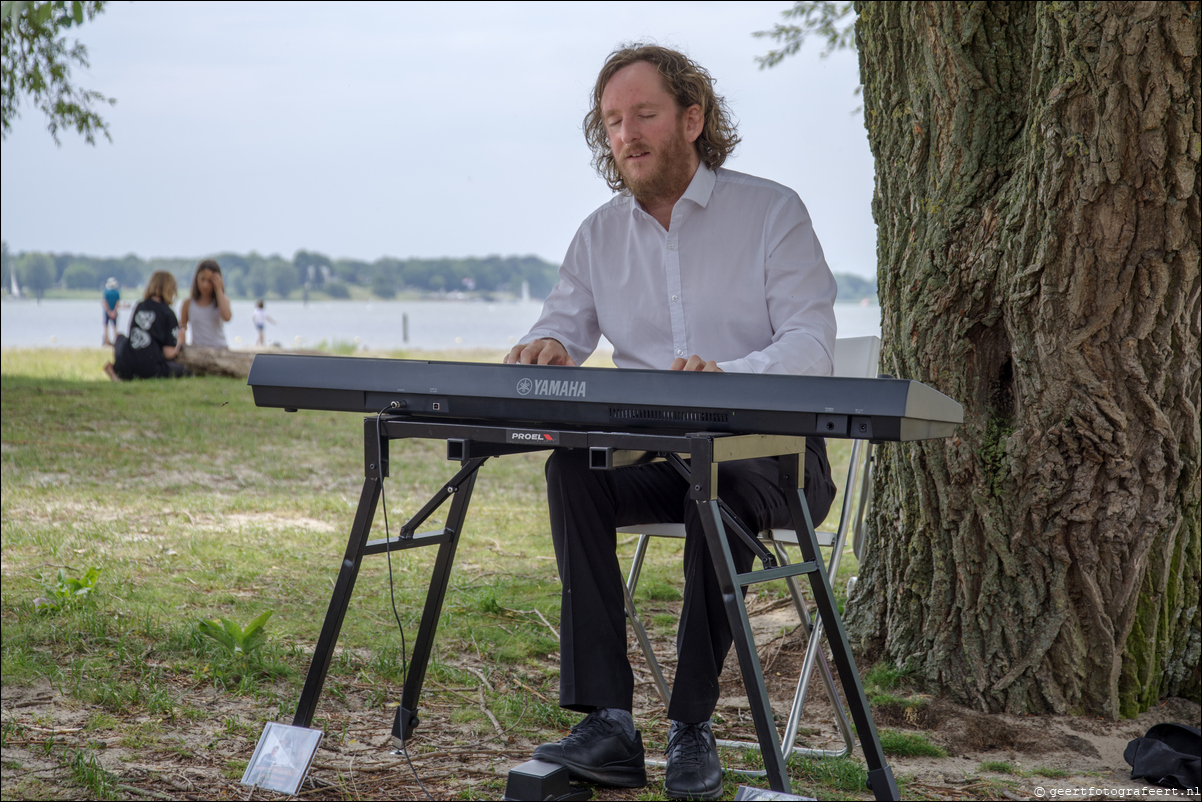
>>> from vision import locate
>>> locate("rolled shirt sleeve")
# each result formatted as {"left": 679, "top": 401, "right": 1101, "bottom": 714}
{"left": 715, "top": 193, "right": 836, "bottom": 376}
{"left": 520, "top": 226, "right": 602, "bottom": 367}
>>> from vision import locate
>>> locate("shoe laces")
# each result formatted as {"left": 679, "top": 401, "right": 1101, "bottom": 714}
{"left": 561, "top": 710, "right": 616, "bottom": 745}
{"left": 666, "top": 721, "right": 713, "bottom": 768}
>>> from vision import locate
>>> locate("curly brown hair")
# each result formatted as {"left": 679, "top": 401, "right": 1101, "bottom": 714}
{"left": 583, "top": 44, "right": 740, "bottom": 193}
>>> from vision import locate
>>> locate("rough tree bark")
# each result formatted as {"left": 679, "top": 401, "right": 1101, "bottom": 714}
{"left": 845, "top": 1, "right": 1200, "bottom": 718}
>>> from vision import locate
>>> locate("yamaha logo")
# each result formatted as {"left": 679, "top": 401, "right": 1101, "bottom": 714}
{"left": 516, "top": 378, "right": 587, "bottom": 398}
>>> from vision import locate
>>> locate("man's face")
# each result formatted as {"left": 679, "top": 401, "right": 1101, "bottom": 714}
{"left": 601, "top": 60, "right": 702, "bottom": 203}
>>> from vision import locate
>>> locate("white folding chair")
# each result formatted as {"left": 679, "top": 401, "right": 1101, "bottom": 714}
{"left": 617, "top": 335, "right": 881, "bottom": 763}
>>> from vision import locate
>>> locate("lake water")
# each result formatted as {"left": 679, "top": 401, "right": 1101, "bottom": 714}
{"left": 1, "top": 298, "right": 881, "bottom": 351}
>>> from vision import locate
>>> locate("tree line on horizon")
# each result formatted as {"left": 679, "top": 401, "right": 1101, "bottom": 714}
{"left": 0, "top": 244, "right": 562, "bottom": 302}
{"left": 0, "top": 242, "right": 880, "bottom": 303}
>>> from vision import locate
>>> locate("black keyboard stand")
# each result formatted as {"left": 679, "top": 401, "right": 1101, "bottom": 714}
{"left": 291, "top": 416, "right": 899, "bottom": 800}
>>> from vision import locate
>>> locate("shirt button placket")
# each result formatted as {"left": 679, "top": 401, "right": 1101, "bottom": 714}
{"left": 666, "top": 235, "right": 686, "bottom": 359}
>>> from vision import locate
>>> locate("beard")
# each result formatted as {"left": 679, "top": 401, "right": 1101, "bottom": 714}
{"left": 617, "top": 123, "right": 697, "bottom": 208}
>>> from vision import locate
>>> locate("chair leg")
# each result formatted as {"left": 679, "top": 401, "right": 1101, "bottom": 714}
{"left": 623, "top": 525, "right": 859, "bottom": 764}
{"left": 774, "top": 544, "right": 855, "bottom": 759}
{"left": 626, "top": 533, "right": 652, "bottom": 592}
{"left": 786, "top": 617, "right": 855, "bottom": 757}
{"left": 852, "top": 445, "right": 874, "bottom": 563}
{"left": 622, "top": 577, "right": 672, "bottom": 707}
{"left": 784, "top": 437, "right": 873, "bottom": 751}
{"left": 624, "top": 534, "right": 673, "bottom": 707}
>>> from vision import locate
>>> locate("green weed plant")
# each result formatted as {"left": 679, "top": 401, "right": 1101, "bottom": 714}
{"left": 198, "top": 610, "right": 274, "bottom": 658}
{"left": 33, "top": 567, "right": 101, "bottom": 612}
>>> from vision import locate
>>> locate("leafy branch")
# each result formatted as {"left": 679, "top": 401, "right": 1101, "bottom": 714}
{"left": 1, "top": 0, "right": 114, "bottom": 144}
{"left": 754, "top": 1, "right": 857, "bottom": 69}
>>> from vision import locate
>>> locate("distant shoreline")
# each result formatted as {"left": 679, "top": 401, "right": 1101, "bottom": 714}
{"left": 0, "top": 293, "right": 882, "bottom": 306}
{"left": 1, "top": 298, "right": 882, "bottom": 351}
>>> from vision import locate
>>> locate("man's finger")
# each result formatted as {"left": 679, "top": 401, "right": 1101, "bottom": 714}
{"left": 537, "top": 341, "right": 573, "bottom": 365}
{"left": 669, "top": 355, "right": 723, "bottom": 372}
{"left": 505, "top": 339, "right": 575, "bottom": 366}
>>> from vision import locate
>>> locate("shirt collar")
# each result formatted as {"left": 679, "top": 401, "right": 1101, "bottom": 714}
{"left": 680, "top": 162, "right": 715, "bottom": 209}
{"left": 625, "top": 161, "right": 717, "bottom": 217}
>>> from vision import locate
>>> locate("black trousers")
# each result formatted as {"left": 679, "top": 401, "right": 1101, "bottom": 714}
{"left": 545, "top": 438, "right": 836, "bottom": 724}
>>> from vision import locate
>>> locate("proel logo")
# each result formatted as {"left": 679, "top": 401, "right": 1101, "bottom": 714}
{"left": 507, "top": 430, "right": 560, "bottom": 445}
{"left": 516, "top": 378, "right": 587, "bottom": 398}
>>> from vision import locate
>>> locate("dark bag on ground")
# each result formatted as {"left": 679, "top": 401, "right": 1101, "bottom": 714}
{"left": 1124, "top": 722, "right": 1200, "bottom": 792}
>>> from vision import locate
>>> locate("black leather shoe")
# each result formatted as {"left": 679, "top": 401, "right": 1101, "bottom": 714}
{"left": 532, "top": 710, "right": 647, "bottom": 787}
{"left": 664, "top": 720, "right": 724, "bottom": 800}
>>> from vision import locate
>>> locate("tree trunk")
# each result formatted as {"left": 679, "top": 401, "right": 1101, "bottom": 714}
{"left": 177, "top": 346, "right": 256, "bottom": 378}
{"left": 847, "top": 1, "right": 1200, "bottom": 718}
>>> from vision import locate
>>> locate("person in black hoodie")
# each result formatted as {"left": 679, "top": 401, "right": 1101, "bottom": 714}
{"left": 105, "top": 270, "right": 189, "bottom": 380}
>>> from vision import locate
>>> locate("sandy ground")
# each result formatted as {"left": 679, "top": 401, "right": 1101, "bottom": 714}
{"left": 2, "top": 607, "right": 1198, "bottom": 801}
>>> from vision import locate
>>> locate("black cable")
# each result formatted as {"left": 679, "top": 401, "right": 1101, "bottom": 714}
{"left": 376, "top": 407, "right": 434, "bottom": 801}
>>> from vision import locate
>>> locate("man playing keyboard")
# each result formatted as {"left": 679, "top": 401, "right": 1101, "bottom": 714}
{"left": 505, "top": 43, "right": 838, "bottom": 800}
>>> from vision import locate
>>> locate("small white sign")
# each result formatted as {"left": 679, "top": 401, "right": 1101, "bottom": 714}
{"left": 241, "top": 722, "right": 323, "bottom": 796}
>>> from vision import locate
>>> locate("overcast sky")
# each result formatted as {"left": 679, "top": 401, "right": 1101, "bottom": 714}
{"left": 0, "top": 1, "right": 876, "bottom": 278}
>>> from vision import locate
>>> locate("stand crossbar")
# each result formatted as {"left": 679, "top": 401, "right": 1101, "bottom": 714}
{"left": 291, "top": 417, "right": 898, "bottom": 800}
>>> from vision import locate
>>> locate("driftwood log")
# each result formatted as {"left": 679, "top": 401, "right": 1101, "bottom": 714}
{"left": 176, "top": 346, "right": 256, "bottom": 378}
{"left": 175, "top": 346, "right": 328, "bottom": 378}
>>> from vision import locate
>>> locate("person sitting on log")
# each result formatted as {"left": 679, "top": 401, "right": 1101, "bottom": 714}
{"left": 180, "top": 259, "right": 232, "bottom": 349}
{"left": 105, "top": 271, "right": 190, "bottom": 380}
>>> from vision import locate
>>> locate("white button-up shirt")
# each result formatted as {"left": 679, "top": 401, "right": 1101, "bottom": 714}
{"left": 521, "top": 164, "right": 837, "bottom": 376}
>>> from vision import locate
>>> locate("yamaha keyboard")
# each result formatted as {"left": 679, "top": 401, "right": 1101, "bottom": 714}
{"left": 247, "top": 353, "right": 962, "bottom": 442}
{"left": 256, "top": 350, "right": 939, "bottom": 800}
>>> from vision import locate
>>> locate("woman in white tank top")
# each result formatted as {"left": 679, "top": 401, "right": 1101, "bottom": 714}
{"left": 180, "top": 259, "right": 232, "bottom": 348}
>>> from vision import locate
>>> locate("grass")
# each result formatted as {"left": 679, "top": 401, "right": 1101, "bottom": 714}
{"left": 864, "top": 660, "right": 915, "bottom": 693}
{"left": 863, "top": 659, "right": 933, "bottom": 722}
{"left": 879, "top": 729, "right": 947, "bottom": 758}
{"left": 2, "top": 347, "right": 876, "bottom": 800}
{"left": 1033, "top": 766, "right": 1070, "bottom": 779}
{"left": 64, "top": 747, "right": 119, "bottom": 800}
{"left": 788, "top": 754, "right": 869, "bottom": 791}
